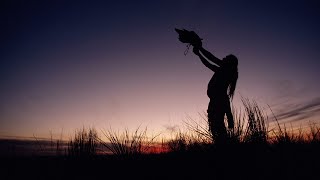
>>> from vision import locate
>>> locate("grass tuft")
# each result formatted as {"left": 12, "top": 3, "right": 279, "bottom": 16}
{"left": 100, "top": 126, "right": 159, "bottom": 157}
{"left": 67, "top": 127, "right": 98, "bottom": 157}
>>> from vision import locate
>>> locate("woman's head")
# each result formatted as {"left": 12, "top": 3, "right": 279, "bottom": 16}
{"left": 223, "top": 54, "right": 238, "bottom": 69}
{"left": 223, "top": 54, "right": 238, "bottom": 100}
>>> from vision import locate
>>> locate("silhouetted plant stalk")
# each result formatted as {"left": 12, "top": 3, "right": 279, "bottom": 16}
{"left": 166, "top": 131, "right": 188, "bottom": 152}
{"left": 68, "top": 128, "right": 98, "bottom": 157}
{"left": 100, "top": 126, "right": 160, "bottom": 157}
{"left": 267, "top": 104, "right": 311, "bottom": 145}
{"left": 33, "top": 129, "right": 67, "bottom": 156}
{"left": 271, "top": 123, "right": 302, "bottom": 145}
{"left": 164, "top": 113, "right": 212, "bottom": 152}
{"left": 49, "top": 130, "right": 65, "bottom": 156}
{"left": 241, "top": 97, "right": 268, "bottom": 144}
{"left": 184, "top": 112, "right": 213, "bottom": 143}
{"left": 162, "top": 113, "right": 212, "bottom": 152}
{"left": 307, "top": 122, "right": 320, "bottom": 144}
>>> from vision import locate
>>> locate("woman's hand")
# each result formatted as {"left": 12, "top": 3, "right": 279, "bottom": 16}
{"left": 191, "top": 36, "right": 202, "bottom": 48}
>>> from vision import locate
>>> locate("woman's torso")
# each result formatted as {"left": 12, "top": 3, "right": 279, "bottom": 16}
{"left": 207, "top": 67, "right": 231, "bottom": 99}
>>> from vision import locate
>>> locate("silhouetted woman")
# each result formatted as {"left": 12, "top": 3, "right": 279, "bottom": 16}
{"left": 175, "top": 28, "right": 238, "bottom": 143}
{"left": 193, "top": 46, "right": 238, "bottom": 143}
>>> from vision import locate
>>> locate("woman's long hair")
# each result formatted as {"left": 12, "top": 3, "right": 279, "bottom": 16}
{"left": 225, "top": 55, "right": 238, "bottom": 100}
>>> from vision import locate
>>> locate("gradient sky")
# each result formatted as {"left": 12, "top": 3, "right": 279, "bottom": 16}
{"left": 1, "top": 0, "right": 320, "bottom": 139}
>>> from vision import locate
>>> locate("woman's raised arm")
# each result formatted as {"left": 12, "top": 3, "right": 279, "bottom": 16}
{"left": 199, "top": 47, "right": 223, "bottom": 67}
{"left": 193, "top": 47, "right": 219, "bottom": 72}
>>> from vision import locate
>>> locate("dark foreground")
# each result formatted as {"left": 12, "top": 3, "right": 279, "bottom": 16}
{"left": 1, "top": 144, "right": 319, "bottom": 180}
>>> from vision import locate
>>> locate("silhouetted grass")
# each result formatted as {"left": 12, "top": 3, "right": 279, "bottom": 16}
{"left": 271, "top": 123, "right": 304, "bottom": 145}
{"left": 68, "top": 128, "right": 98, "bottom": 157}
{"left": 268, "top": 106, "right": 320, "bottom": 146}
{"left": 32, "top": 131, "right": 67, "bottom": 156}
{"left": 49, "top": 130, "right": 65, "bottom": 156}
{"left": 99, "top": 127, "right": 159, "bottom": 157}
{"left": 3, "top": 98, "right": 320, "bottom": 180}
{"left": 307, "top": 122, "right": 320, "bottom": 144}
{"left": 30, "top": 97, "right": 319, "bottom": 157}
{"left": 166, "top": 131, "right": 188, "bottom": 152}
{"left": 241, "top": 97, "right": 268, "bottom": 144}
{"left": 162, "top": 97, "right": 320, "bottom": 152}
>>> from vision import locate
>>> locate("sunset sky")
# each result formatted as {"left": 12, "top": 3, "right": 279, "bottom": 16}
{"left": 1, "top": 0, "right": 320, "bottom": 139}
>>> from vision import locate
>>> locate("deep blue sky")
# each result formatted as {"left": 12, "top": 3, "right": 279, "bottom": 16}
{"left": 1, "top": 0, "right": 320, "bottom": 139}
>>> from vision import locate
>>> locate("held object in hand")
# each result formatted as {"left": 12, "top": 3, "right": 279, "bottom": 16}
{"left": 175, "top": 28, "right": 202, "bottom": 55}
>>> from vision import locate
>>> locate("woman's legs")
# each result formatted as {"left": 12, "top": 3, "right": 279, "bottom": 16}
{"left": 208, "top": 98, "right": 228, "bottom": 144}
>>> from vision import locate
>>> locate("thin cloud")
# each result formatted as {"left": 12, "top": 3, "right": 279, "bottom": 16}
{"left": 274, "top": 97, "right": 320, "bottom": 122}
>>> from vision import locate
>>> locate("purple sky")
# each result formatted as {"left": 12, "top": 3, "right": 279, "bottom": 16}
{"left": 1, "top": 0, "right": 320, "bottom": 139}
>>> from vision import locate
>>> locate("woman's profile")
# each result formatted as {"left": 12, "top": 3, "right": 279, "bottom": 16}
{"left": 176, "top": 29, "right": 238, "bottom": 143}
